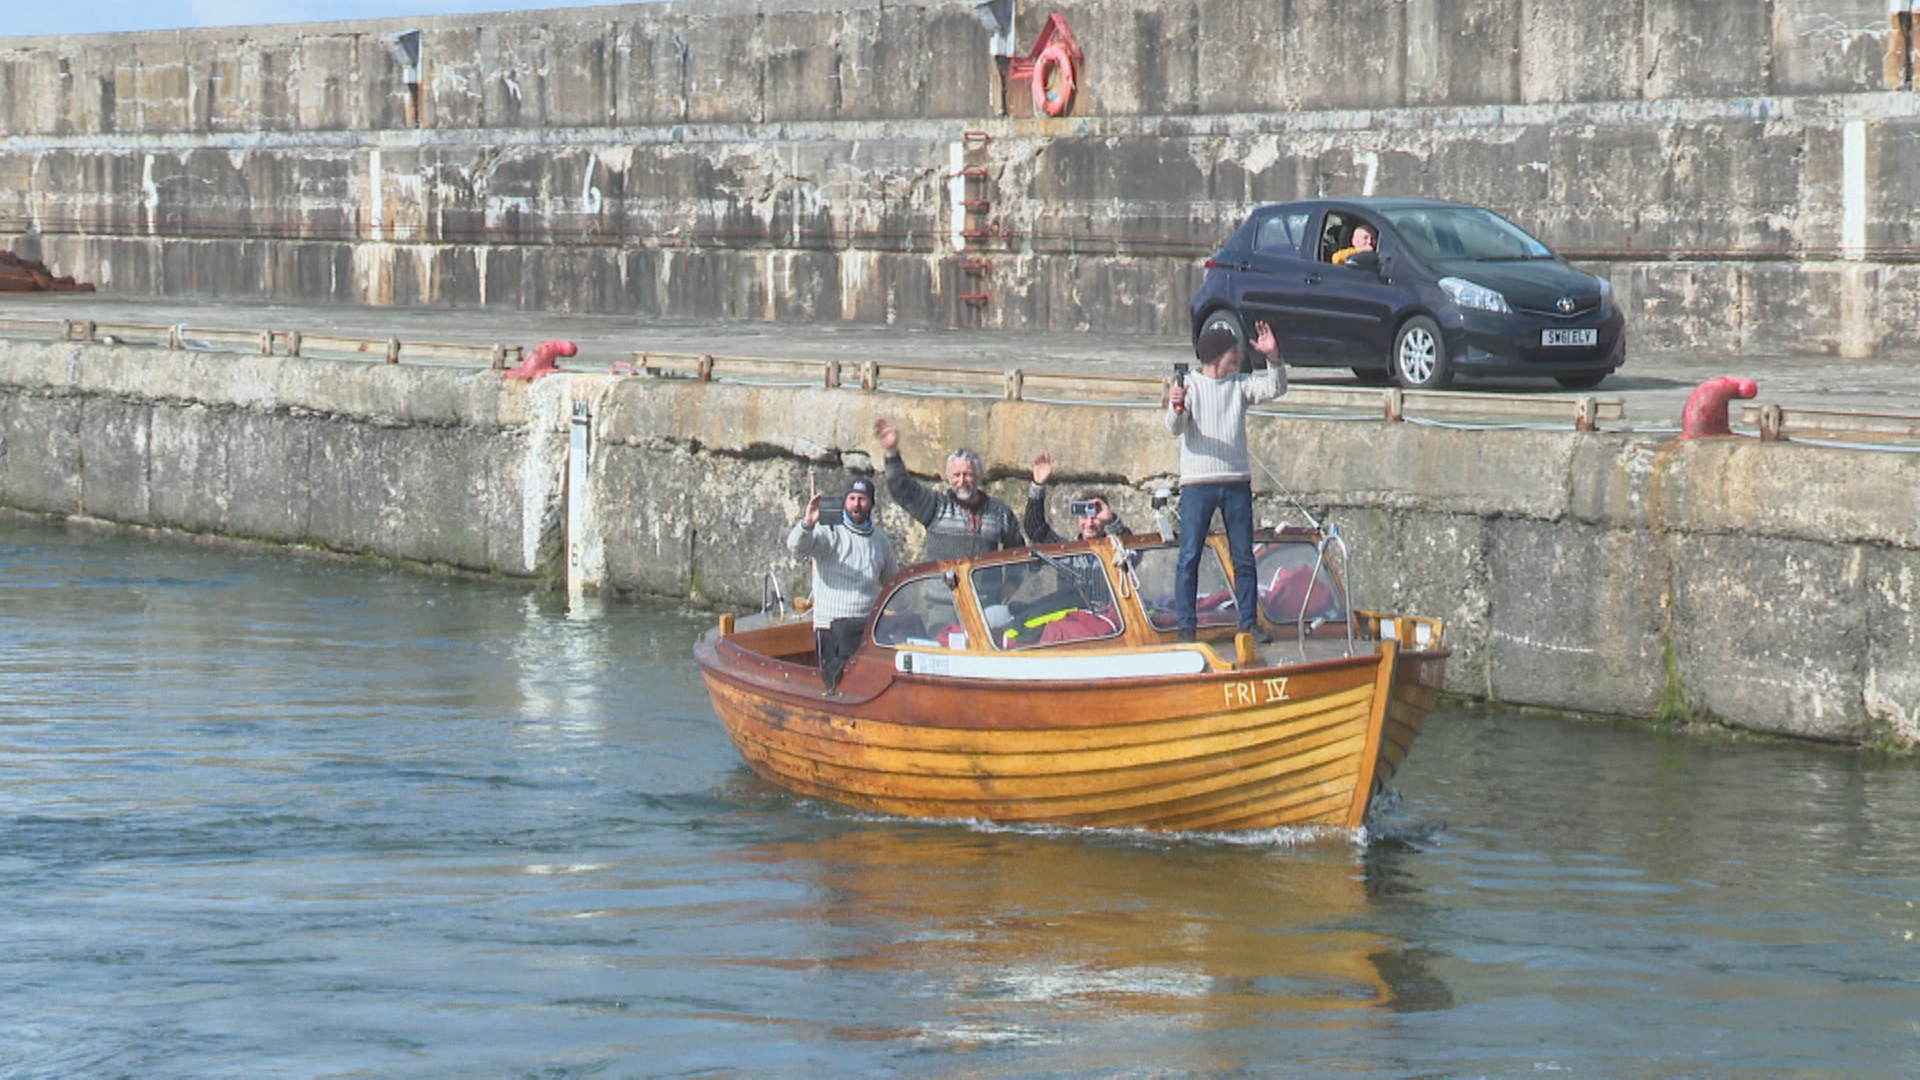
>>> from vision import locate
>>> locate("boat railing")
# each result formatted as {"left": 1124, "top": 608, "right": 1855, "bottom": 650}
{"left": 1304, "top": 525, "right": 1358, "bottom": 661}
{"left": 751, "top": 569, "right": 788, "bottom": 621}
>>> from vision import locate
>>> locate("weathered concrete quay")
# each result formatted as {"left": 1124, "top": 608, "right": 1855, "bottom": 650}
{"left": 3, "top": 1, "right": 1920, "bottom": 747}
{"left": 2, "top": 320, "right": 1917, "bottom": 748}
{"left": 2, "top": 0, "right": 1919, "bottom": 354}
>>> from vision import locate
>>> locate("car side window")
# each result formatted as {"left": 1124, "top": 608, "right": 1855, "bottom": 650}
{"left": 1318, "top": 214, "right": 1347, "bottom": 262}
{"left": 1255, "top": 212, "right": 1309, "bottom": 256}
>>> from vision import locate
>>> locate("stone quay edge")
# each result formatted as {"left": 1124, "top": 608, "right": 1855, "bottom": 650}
{"left": 3, "top": 335, "right": 1918, "bottom": 748}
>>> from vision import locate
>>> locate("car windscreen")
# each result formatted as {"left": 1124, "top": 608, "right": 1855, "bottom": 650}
{"left": 1379, "top": 207, "right": 1553, "bottom": 264}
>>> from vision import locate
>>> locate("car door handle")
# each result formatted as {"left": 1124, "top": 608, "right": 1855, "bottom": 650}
{"left": 1304, "top": 273, "right": 1321, "bottom": 285}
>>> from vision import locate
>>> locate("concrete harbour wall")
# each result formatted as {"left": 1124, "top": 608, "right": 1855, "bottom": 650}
{"left": 2, "top": 0, "right": 1919, "bottom": 353}
{"left": 3, "top": 340, "right": 1917, "bottom": 747}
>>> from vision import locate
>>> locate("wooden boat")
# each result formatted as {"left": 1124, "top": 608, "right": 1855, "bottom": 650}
{"left": 695, "top": 526, "right": 1448, "bottom": 833}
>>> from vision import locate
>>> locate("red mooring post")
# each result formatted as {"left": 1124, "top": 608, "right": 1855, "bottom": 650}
{"left": 1680, "top": 377, "right": 1759, "bottom": 439}
{"left": 502, "top": 340, "right": 578, "bottom": 380}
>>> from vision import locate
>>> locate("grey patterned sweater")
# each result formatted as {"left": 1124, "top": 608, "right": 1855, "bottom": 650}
{"left": 884, "top": 453, "right": 1024, "bottom": 562}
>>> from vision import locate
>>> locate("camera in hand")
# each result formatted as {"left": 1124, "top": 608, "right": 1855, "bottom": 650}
{"left": 1068, "top": 499, "right": 1099, "bottom": 518}
{"left": 1172, "top": 363, "right": 1189, "bottom": 414}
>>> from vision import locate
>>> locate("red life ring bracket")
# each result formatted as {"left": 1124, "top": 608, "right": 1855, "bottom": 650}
{"left": 1007, "top": 14, "right": 1084, "bottom": 118}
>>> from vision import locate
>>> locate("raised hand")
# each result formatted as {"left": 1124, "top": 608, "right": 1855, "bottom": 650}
{"left": 804, "top": 474, "right": 822, "bottom": 527}
{"left": 1251, "top": 321, "right": 1281, "bottom": 362}
{"left": 873, "top": 416, "right": 898, "bottom": 453}
{"left": 1032, "top": 451, "right": 1054, "bottom": 485}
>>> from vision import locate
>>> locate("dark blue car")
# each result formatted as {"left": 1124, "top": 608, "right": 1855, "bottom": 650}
{"left": 1189, "top": 198, "right": 1626, "bottom": 390}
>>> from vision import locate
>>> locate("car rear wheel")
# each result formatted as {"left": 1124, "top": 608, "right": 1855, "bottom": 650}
{"left": 1196, "top": 309, "right": 1248, "bottom": 371}
{"left": 1555, "top": 373, "right": 1607, "bottom": 390}
{"left": 1392, "top": 316, "right": 1451, "bottom": 390}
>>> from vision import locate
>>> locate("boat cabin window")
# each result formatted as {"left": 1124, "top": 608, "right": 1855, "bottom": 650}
{"left": 872, "top": 574, "right": 967, "bottom": 650}
{"left": 1255, "top": 541, "right": 1347, "bottom": 627}
{"left": 1132, "top": 544, "right": 1239, "bottom": 631}
{"left": 973, "top": 552, "right": 1122, "bottom": 651}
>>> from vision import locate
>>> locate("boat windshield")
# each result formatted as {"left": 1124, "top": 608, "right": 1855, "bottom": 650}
{"left": 1132, "top": 545, "right": 1238, "bottom": 631}
{"left": 872, "top": 574, "right": 966, "bottom": 649}
{"left": 1254, "top": 541, "right": 1346, "bottom": 628}
{"left": 975, "top": 552, "right": 1122, "bottom": 651}
{"left": 1379, "top": 206, "right": 1553, "bottom": 263}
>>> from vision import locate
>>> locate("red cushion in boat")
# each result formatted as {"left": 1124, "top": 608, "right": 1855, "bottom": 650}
{"left": 1264, "top": 566, "right": 1333, "bottom": 619}
{"left": 1038, "top": 610, "right": 1118, "bottom": 644}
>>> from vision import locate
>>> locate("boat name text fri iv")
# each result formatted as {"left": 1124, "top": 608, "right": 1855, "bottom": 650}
{"left": 1224, "top": 678, "right": 1290, "bottom": 708}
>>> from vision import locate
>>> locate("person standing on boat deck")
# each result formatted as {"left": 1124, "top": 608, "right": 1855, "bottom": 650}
{"left": 788, "top": 476, "right": 896, "bottom": 693}
{"left": 873, "top": 417, "right": 1024, "bottom": 562}
{"left": 1166, "top": 320, "right": 1288, "bottom": 643}
{"left": 1026, "top": 452, "right": 1132, "bottom": 545}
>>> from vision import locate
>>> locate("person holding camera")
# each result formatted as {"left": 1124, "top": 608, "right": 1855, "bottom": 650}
{"left": 1025, "top": 452, "right": 1132, "bottom": 545}
{"left": 873, "top": 417, "right": 1024, "bottom": 562}
{"left": 788, "top": 476, "right": 896, "bottom": 693}
{"left": 1166, "top": 319, "right": 1287, "bottom": 643}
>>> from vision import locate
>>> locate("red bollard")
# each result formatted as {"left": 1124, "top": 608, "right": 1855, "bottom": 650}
{"left": 502, "top": 340, "right": 578, "bottom": 380}
{"left": 1679, "top": 377, "right": 1758, "bottom": 439}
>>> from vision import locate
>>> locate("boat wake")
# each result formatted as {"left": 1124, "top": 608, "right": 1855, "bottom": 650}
{"left": 1358, "top": 786, "right": 1448, "bottom": 846}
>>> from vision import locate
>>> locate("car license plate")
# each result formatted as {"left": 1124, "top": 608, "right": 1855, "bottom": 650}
{"left": 1542, "top": 328, "right": 1597, "bottom": 347}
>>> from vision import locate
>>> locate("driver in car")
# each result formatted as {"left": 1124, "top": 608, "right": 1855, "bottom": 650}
{"left": 1331, "top": 223, "right": 1377, "bottom": 265}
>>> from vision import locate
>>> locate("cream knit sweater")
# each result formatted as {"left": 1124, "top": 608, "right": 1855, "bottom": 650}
{"left": 1165, "top": 361, "right": 1287, "bottom": 483}
{"left": 787, "top": 520, "right": 898, "bottom": 629}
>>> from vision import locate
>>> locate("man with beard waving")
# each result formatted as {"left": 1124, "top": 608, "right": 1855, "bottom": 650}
{"left": 788, "top": 475, "right": 895, "bottom": 694}
{"left": 873, "top": 416, "right": 1024, "bottom": 563}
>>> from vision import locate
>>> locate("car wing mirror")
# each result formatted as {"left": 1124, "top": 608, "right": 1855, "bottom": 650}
{"left": 1344, "top": 250, "right": 1381, "bottom": 272}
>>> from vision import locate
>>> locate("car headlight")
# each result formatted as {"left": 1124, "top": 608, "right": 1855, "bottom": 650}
{"left": 1439, "top": 276, "right": 1511, "bottom": 314}
{"left": 1597, "top": 275, "right": 1614, "bottom": 314}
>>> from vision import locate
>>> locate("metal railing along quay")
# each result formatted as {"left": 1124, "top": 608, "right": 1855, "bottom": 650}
{"left": 627, "top": 350, "right": 1626, "bottom": 432}
{"left": 4, "top": 312, "right": 1920, "bottom": 448}
{"left": 0, "top": 315, "right": 523, "bottom": 369}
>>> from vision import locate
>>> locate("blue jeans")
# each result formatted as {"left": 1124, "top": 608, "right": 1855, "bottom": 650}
{"left": 1175, "top": 480, "right": 1257, "bottom": 633}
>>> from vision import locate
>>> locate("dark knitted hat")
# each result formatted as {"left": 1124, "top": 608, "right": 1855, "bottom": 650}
{"left": 1196, "top": 326, "right": 1241, "bottom": 364}
{"left": 846, "top": 478, "right": 876, "bottom": 498}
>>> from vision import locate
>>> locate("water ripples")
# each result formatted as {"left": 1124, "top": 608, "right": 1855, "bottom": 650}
{"left": 6, "top": 521, "right": 1920, "bottom": 1075}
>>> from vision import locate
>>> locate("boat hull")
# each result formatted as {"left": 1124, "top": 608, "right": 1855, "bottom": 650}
{"left": 697, "top": 637, "right": 1406, "bottom": 833}
{"left": 1378, "top": 649, "right": 1445, "bottom": 788}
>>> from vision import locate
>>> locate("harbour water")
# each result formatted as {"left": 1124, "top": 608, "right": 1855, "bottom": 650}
{"left": 3, "top": 518, "right": 1918, "bottom": 1076}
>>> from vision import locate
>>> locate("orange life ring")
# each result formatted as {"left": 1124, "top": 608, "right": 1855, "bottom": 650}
{"left": 1031, "top": 41, "right": 1076, "bottom": 117}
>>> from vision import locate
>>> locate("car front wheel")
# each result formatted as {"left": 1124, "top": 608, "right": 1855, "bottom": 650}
{"left": 1392, "top": 316, "right": 1451, "bottom": 390}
